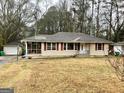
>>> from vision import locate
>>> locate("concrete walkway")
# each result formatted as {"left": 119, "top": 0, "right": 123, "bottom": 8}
{"left": 0, "top": 56, "right": 17, "bottom": 64}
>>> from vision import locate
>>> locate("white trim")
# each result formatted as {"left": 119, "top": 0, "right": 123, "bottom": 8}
{"left": 66, "top": 43, "right": 68, "bottom": 51}
{"left": 51, "top": 43, "right": 52, "bottom": 51}
{"left": 74, "top": 43, "right": 75, "bottom": 50}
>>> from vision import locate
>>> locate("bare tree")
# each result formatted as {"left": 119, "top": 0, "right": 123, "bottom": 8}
{"left": 72, "top": 0, "right": 90, "bottom": 33}
{"left": 0, "top": 0, "right": 36, "bottom": 47}
{"left": 90, "top": 0, "right": 95, "bottom": 35}
{"left": 107, "top": 55, "right": 124, "bottom": 81}
{"left": 96, "top": 0, "right": 101, "bottom": 37}
{"left": 103, "top": 0, "right": 124, "bottom": 42}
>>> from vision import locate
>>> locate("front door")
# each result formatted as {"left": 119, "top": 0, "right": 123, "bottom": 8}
{"left": 79, "top": 44, "right": 90, "bottom": 55}
{"left": 79, "top": 44, "right": 85, "bottom": 54}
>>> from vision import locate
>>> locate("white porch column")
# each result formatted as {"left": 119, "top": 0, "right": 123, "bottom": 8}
{"left": 25, "top": 42, "right": 28, "bottom": 57}
{"left": 83, "top": 43, "right": 85, "bottom": 51}
{"left": 41, "top": 43, "right": 44, "bottom": 52}
{"left": 51, "top": 43, "right": 52, "bottom": 50}
{"left": 74, "top": 43, "right": 75, "bottom": 50}
{"left": 59, "top": 43, "right": 61, "bottom": 51}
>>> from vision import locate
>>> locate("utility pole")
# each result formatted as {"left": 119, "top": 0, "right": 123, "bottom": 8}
{"left": 17, "top": 42, "right": 19, "bottom": 62}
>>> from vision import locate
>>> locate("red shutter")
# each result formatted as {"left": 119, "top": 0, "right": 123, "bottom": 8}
{"left": 95, "top": 44, "right": 97, "bottom": 50}
{"left": 61, "top": 43, "right": 63, "bottom": 51}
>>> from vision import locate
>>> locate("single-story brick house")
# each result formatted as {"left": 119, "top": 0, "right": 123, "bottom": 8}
{"left": 114, "top": 41, "right": 124, "bottom": 55}
{"left": 21, "top": 32, "right": 112, "bottom": 58}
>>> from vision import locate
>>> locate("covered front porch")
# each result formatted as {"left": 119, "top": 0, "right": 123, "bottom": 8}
{"left": 24, "top": 42, "right": 90, "bottom": 57}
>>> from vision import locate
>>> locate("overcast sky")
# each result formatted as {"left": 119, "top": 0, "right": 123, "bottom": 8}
{"left": 31, "top": 0, "right": 59, "bottom": 14}
{"left": 32, "top": 0, "right": 59, "bottom": 7}
{"left": 29, "top": 0, "right": 59, "bottom": 26}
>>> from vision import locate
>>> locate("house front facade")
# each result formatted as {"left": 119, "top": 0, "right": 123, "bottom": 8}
{"left": 21, "top": 32, "right": 112, "bottom": 58}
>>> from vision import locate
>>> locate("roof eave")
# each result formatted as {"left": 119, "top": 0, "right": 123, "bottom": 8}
{"left": 20, "top": 39, "right": 113, "bottom": 44}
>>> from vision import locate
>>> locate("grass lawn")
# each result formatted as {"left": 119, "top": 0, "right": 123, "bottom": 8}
{"left": 0, "top": 57, "right": 124, "bottom": 93}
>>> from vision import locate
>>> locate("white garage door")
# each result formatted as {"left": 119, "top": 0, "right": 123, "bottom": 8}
{"left": 4, "top": 46, "right": 17, "bottom": 55}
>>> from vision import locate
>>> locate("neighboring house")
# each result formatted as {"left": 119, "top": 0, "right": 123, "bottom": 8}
{"left": 114, "top": 41, "right": 124, "bottom": 55}
{"left": 21, "top": 32, "right": 112, "bottom": 58}
{"left": 4, "top": 42, "right": 22, "bottom": 56}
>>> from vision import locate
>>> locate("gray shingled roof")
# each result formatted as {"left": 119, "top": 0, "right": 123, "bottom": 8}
{"left": 114, "top": 41, "right": 124, "bottom": 45}
{"left": 21, "top": 32, "right": 113, "bottom": 43}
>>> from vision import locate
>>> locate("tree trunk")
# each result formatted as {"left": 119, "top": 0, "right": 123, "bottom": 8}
{"left": 96, "top": 0, "right": 100, "bottom": 37}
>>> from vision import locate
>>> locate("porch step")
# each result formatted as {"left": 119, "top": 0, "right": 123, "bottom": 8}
{"left": 76, "top": 54, "right": 89, "bottom": 57}
{"left": 26, "top": 55, "right": 78, "bottom": 59}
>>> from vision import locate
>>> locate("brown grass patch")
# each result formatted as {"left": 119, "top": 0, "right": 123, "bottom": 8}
{"left": 0, "top": 58, "right": 124, "bottom": 93}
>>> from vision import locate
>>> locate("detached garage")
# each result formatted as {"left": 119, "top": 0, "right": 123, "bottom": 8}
{"left": 4, "top": 42, "right": 22, "bottom": 56}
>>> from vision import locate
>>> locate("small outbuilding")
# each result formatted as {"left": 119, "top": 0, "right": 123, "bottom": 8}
{"left": 3, "top": 42, "right": 22, "bottom": 56}
{"left": 114, "top": 41, "right": 124, "bottom": 55}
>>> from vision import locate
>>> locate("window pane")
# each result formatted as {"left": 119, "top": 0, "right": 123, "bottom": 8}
{"left": 32, "top": 50, "right": 37, "bottom": 54}
{"left": 32, "top": 42, "right": 37, "bottom": 49}
{"left": 52, "top": 43, "right": 56, "bottom": 50}
{"left": 47, "top": 43, "right": 51, "bottom": 50}
{"left": 37, "top": 42, "right": 41, "bottom": 49}
{"left": 96, "top": 43, "right": 104, "bottom": 50}
{"left": 68, "top": 43, "right": 74, "bottom": 50}
{"left": 64, "top": 43, "right": 66, "bottom": 50}
{"left": 28, "top": 50, "right": 32, "bottom": 54}
{"left": 98, "top": 44, "right": 102, "bottom": 50}
{"left": 27, "top": 42, "right": 42, "bottom": 54}
{"left": 75, "top": 43, "right": 80, "bottom": 50}
{"left": 27, "top": 42, "right": 32, "bottom": 49}
{"left": 37, "top": 50, "right": 41, "bottom": 53}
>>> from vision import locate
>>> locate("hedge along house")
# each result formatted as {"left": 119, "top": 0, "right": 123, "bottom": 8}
{"left": 21, "top": 32, "right": 112, "bottom": 58}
